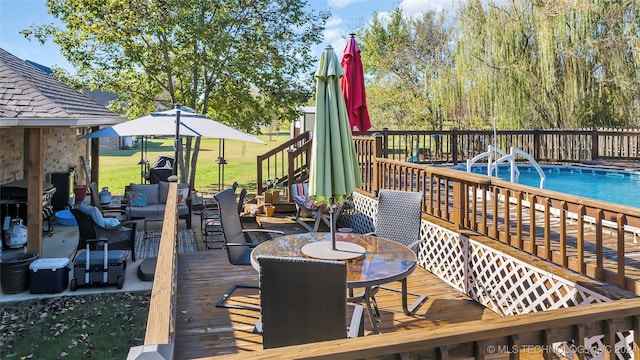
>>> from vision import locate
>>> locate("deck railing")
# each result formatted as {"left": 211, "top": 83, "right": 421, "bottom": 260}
{"left": 209, "top": 298, "right": 640, "bottom": 359}
{"left": 258, "top": 128, "right": 640, "bottom": 202}
{"left": 128, "top": 182, "right": 179, "bottom": 359}
{"left": 256, "top": 131, "right": 311, "bottom": 199}
{"left": 361, "top": 151, "right": 640, "bottom": 294}
{"left": 365, "top": 128, "right": 640, "bottom": 164}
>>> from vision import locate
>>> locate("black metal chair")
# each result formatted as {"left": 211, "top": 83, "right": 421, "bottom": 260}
{"left": 214, "top": 187, "right": 284, "bottom": 310}
{"left": 70, "top": 208, "right": 137, "bottom": 262}
{"left": 257, "top": 255, "right": 364, "bottom": 349}
{"left": 237, "top": 187, "right": 247, "bottom": 214}
{"left": 367, "top": 189, "right": 428, "bottom": 316}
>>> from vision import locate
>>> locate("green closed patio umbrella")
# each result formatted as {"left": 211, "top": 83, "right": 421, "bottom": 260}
{"left": 309, "top": 45, "right": 362, "bottom": 205}
{"left": 303, "top": 45, "right": 364, "bottom": 259}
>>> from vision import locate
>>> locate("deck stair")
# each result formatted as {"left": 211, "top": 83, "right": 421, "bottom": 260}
{"left": 256, "top": 131, "right": 312, "bottom": 203}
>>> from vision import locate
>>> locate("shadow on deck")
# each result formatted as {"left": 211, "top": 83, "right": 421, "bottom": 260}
{"left": 175, "top": 212, "right": 501, "bottom": 358}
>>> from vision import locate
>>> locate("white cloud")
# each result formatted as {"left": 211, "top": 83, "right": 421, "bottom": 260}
{"left": 399, "top": 0, "right": 450, "bottom": 14}
{"left": 323, "top": 28, "right": 344, "bottom": 45}
{"left": 327, "top": 0, "right": 369, "bottom": 9}
{"left": 325, "top": 17, "right": 344, "bottom": 28}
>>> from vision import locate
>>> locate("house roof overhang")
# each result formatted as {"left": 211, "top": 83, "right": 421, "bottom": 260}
{"left": 0, "top": 48, "right": 126, "bottom": 128}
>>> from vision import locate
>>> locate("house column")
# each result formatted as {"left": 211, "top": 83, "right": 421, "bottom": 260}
{"left": 26, "top": 128, "right": 44, "bottom": 255}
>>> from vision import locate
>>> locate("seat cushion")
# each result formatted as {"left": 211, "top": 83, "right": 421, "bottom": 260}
{"left": 178, "top": 203, "right": 190, "bottom": 217}
{"left": 158, "top": 182, "right": 170, "bottom": 204}
{"left": 126, "top": 203, "right": 188, "bottom": 219}
{"left": 126, "top": 204, "right": 164, "bottom": 219}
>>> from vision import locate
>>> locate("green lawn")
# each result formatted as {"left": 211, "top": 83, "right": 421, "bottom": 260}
{"left": 98, "top": 132, "right": 290, "bottom": 196}
{"left": 0, "top": 292, "right": 150, "bottom": 360}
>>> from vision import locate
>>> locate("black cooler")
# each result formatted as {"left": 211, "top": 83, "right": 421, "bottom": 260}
{"left": 70, "top": 248, "right": 127, "bottom": 290}
{"left": 29, "top": 258, "right": 70, "bottom": 294}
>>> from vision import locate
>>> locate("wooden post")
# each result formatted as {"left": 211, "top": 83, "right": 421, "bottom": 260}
{"left": 373, "top": 134, "right": 383, "bottom": 195}
{"left": 26, "top": 128, "right": 44, "bottom": 255}
{"left": 533, "top": 129, "right": 540, "bottom": 162}
{"left": 287, "top": 149, "right": 295, "bottom": 203}
{"left": 382, "top": 128, "right": 389, "bottom": 158}
{"left": 256, "top": 155, "right": 264, "bottom": 195}
{"left": 452, "top": 182, "right": 464, "bottom": 228}
{"left": 451, "top": 129, "right": 458, "bottom": 165}
{"left": 591, "top": 128, "right": 599, "bottom": 161}
{"left": 91, "top": 129, "right": 100, "bottom": 187}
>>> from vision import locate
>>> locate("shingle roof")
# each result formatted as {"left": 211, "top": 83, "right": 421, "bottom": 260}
{"left": 0, "top": 48, "right": 124, "bottom": 127}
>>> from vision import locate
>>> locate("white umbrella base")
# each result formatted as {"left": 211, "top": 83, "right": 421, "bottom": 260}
{"left": 301, "top": 241, "right": 365, "bottom": 260}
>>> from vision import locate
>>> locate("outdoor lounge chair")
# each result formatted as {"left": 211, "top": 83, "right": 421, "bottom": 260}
{"left": 70, "top": 207, "right": 137, "bottom": 262}
{"left": 291, "top": 182, "right": 332, "bottom": 232}
{"left": 257, "top": 255, "right": 364, "bottom": 349}
{"left": 366, "top": 189, "right": 428, "bottom": 316}
{"left": 214, "top": 187, "right": 284, "bottom": 310}
{"left": 88, "top": 182, "right": 127, "bottom": 221}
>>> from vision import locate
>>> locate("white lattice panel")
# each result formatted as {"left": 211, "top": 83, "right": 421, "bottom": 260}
{"left": 342, "top": 191, "right": 633, "bottom": 359}
{"left": 418, "top": 222, "right": 467, "bottom": 292}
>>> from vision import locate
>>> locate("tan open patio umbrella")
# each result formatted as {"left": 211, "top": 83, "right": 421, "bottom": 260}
{"left": 303, "top": 45, "right": 364, "bottom": 259}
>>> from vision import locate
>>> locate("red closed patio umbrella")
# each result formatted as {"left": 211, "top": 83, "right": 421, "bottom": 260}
{"left": 340, "top": 34, "right": 371, "bottom": 134}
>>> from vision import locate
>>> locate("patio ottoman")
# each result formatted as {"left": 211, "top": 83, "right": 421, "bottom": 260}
{"left": 29, "top": 258, "right": 70, "bottom": 294}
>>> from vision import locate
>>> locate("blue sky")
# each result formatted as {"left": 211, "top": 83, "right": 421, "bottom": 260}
{"left": 0, "top": 0, "right": 454, "bottom": 73}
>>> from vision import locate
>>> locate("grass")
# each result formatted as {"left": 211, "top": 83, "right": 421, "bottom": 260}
{"left": 98, "top": 131, "right": 291, "bottom": 196}
{"left": 0, "top": 292, "right": 151, "bottom": 359}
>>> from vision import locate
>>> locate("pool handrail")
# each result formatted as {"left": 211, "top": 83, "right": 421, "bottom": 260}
{"left": 466, "top": 145, "right": 546, "bottom": 189}
{"left": 510, "top": 147, "right": 546, "bottom": 189}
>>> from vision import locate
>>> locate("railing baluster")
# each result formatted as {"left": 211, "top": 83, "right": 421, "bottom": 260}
{"left": 560, "top": 201, "right": 568, "bottom": 267}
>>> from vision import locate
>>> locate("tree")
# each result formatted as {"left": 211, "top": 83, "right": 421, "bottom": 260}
{"left": 450, "top": 0, "right": 640, "bottom": 130}
{"left": 358, "top": 8, "right": 451, "bottom": 130}
{"left": 26, "top": 0, "right": 328, "bottom": 188}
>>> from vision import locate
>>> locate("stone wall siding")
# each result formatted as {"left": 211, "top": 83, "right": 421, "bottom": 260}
{"left": 0, "top": 127, "right": 89, "bottom": 186}
{"left": 100, "top": 136, "right": 119, "bottom": 150}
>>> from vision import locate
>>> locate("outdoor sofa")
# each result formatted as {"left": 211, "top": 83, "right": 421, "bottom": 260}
{"left": 125, "top": 182, "right": 192, "bottom": 228}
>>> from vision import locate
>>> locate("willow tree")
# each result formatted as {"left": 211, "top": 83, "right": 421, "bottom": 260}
{"left": 25, "top": 0, "right": 328, "bottom": 188}
{"left": 451, "top": 0, "right": 640, "bottom": 130}
{"left": 359, "top": 8, "right": 451, "bottom": 130}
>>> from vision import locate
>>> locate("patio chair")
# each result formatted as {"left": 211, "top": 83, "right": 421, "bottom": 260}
{"left": 237, "top": 187, "right": 247, "bottom": 214}
{"left": 366, "top": 189, "right": 428, "bottom": 316}
{"left": 88, "top": 182, "right": 127, "bottom": 221}
{"left": 257, "top": 255, "right": 364, "bottom": 349}
{"left": 291, "top": 182, "right": 332, "bottom": 232}
{"left": 214, "top": 187, "right": 284, "bottom": 310}
{"left": 70, "top": 207, "right": 137, "bottom": 262}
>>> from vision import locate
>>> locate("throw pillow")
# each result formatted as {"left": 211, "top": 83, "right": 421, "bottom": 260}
{"left": 178, "top": 188, "right": 190, "bottom": 204}
{"left": 130, "top": 189, "right": 147, "bottom": 207}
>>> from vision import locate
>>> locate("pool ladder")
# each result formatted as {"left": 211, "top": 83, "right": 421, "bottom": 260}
{"left": 466, "top": 145, "right": 546, "bottom": 189}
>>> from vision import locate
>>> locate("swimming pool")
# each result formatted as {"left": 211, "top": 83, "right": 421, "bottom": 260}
{"left": 455, "top": 164, "right": 640, "bottom": 208}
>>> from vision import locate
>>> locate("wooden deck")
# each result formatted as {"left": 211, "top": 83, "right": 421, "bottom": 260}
{"left": 488, "top": 195, "right": 640, "bottom": 292}
{"left": 169, "top": 195, "right": 640, "bottom": 359}
{"left": 174, "top": 212, "right": 502, "bottom": 359}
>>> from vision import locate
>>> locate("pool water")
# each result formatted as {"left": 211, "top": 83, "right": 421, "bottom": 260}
{"left": 460, "top": 164, "right": 640, "bottom": 208}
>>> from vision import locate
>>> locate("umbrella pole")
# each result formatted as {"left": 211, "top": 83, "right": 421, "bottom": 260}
{"left": 329, "top": 201, "right": 336, "bottom": 250}
{"left": 174, "top": 109, "right": 181, "bottom": 178}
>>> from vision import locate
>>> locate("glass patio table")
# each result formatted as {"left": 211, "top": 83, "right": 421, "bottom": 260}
{"left": 250, "top": 232, "right": 418, "bottom": 333}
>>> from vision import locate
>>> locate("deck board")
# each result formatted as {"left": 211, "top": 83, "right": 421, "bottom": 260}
{"left": 174, "top": 245, "right": 501, "bottom": 359}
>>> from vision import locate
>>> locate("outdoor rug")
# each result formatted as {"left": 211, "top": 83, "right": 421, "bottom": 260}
{"left": 134, "top": 229, "right": 198, "bottom": 259}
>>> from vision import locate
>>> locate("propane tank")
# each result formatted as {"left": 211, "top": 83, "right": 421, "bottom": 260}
{"left": 6, "top": 218, "right": 27, "bottom": 248}
{"left": 99, "top": 187, "right": 113, "bottom": 205}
